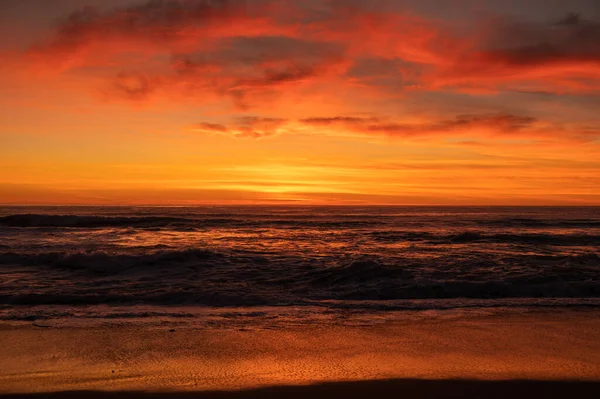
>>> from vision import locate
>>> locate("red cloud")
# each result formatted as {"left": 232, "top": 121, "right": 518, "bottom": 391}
{"left": 166, "top": 35, "right": 347, "bottom": 107}
{"left": 45, "top": 0, "right": 286, "bottom": 50}
{"left": 431, "top": 13, "right": 600, "bottom": 93}
{"left": 24, "top": 1, "right": 600, "bottom": 108}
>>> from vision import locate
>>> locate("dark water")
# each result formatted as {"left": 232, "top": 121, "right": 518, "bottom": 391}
{"left": 1, "top": 206, "right": 599, "bottom": 326}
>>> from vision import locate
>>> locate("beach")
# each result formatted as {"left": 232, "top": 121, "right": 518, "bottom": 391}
{"left": 2, "top": 310, "right": 600, "bottom": 397}
{"left": 3, "top": 0, "right": 600, "bottom": 394}
{"left": 1, "top": 206, "right": 599, "bottom": 397}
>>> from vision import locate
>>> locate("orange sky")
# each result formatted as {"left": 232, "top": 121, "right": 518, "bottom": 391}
{"left": 1, "top": 0, "right": 599, "bottom": 205}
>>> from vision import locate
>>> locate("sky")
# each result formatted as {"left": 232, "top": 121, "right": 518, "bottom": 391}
{"left": 1, "top": 0, "right": 599, "bottom": 205}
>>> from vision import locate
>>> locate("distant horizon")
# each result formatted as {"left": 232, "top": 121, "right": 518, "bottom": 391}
{"left": 2, "top": 203, "right": 600, "bottom": 208}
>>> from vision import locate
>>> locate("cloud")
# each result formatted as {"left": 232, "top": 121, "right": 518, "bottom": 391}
{"left": 434, "top": 13, "right": 600, "bottom": 93}
{"left": 166, "top": 35, "right": 346, "bottom": 106}
{"left": 25, "top": 1, "right": 440, "bottom": 86}
{"left": 301, "top": 113, "right": 539, "bottom": 137}
{"left": 104, "top": 35, "right": 344, "bottom": 107}
{"left": 22, "top": 1, "right": 600, "bottom": 110}
{"left": 192, "top": 116, "right": 288, "bottom": 138}
{"left": 111, "top": 71, "right": 158, "bottom": 100}
{"left": 28, "top": 0, "right": 294, "bottom": 73}
{"left": 345, "top": 57, "right": 422, "bottom": 90}
{"left": 192, "top": 112, "right": 599, "bottom": 145}
{"left": 300, "top": 116, "right": 381, "bottom": 125}
{"left": 48, "top": 0, "right": 279, "bottom": 48}
{"left": 488, "top": 13, "right": 600, "bottom": 66}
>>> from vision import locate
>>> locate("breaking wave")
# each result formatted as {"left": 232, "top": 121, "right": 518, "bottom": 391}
{"left": 1, "top": 250, "right": 598, "bottom": 306}
{"left": 1, "top": 207, "right": 599, "bottom": 313}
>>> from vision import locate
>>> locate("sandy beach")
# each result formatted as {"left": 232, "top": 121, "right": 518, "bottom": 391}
{"left": 1, "top": 310, "right": 599, "bottom": 397}
{"left": 3, "top": 0, "right": 600, "bottom": 394}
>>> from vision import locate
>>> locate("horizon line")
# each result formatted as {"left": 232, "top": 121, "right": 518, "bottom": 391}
{"left": 1, "top": 204, "right": 600, "bottom": 208}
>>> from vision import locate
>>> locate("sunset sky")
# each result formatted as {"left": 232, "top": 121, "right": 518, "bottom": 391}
{"left": 1, "top": 0, "right": 599, "bottom": 205}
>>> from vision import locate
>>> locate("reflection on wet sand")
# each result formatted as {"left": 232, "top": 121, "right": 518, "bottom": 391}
{"left": 2, "top": 312, "right": 599, "bottom": 395}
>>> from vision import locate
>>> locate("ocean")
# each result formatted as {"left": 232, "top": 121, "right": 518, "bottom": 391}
{"left": 1, "top": 206, "right": 599, "bottom": 328}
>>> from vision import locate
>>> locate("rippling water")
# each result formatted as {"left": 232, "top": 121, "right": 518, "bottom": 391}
{"left": 1, "top": 206, "right": 599, "bottom": 327}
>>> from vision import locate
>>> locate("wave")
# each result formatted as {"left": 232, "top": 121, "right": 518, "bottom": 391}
{"left": 0, "top": 214, "right": 195, "bottom": 228}
{"left": 2, "top": 249, "right": 598, "bottom": 274}
{"left": 325, "top": 280, "right": 600, "bottom": 301}
{"left": 0, "top": 214, "right": 380, "bottom": 229}
{"left": 0, "top": 248, "right": 223, "bottom": 274}
{"left": 1, "top": 250, "right": 598, "bottom": 306}
{"left": 481, "top": 218, "right": 600, "bottom": 228}
{"left": 0, "top": 292, "right": 274, "bottom": 306}
{"left": 371, "top": 231, "right": 600, "bottom": 245}
{"left": 308, "top": 260, "right": 406, "bottom": 285}
{"left": 3, "top": 213, "right": 600, "bottom": 233}
{"left": 1, "top": 281, "right": 599, "bottom": 306}
{"left": 4, "top": 299, "right": 599, "bottom": 323}
{"left": 301, "top": 256, "right": 600, "bottom": 300}
{"left": 447, "top": 232, "right": 600, "bottom": 245}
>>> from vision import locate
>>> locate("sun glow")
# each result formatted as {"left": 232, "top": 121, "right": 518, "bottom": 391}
{"left": 0, "top": 0, "right": 599, "bottom": 205}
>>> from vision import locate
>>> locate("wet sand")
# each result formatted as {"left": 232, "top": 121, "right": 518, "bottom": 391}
{"left": 1, "top": 311, "right": 599, "bottom": 396}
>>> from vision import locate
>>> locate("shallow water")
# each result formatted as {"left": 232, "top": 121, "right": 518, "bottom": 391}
{"left": 1, "top": 206, "right": 599, "bottom": 326}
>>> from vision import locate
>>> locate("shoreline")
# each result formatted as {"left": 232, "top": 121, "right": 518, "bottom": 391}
{"left": 2, "top": 301, "right": 600, "bottom": 329}
{"left": 1, "top": 310, "right": 599, "bottom": 394}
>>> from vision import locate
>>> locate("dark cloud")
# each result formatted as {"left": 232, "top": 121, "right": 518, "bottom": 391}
{"left": 481, "top": 13, "right": 600, "bottom": 66}
{"left": 556, "top": 12, "right": 583, "bottom": 26}
{"left": 173, "top": 35, "right": 345, "bottom": 89}
{"left": 235, "top": 64, "right": 316, "bottom": 88}
{"left": 99, "top": 35, "right": 345, "bottom": 106}
{"left": 346, "top": 57, "right": 422, "bottom": 90}
{"left": 51, "top": 0, "right": 270, "bottom": 47}
{"left": 28, "top": 0, "right": 600, "bottom": 105}
{"left": 347, "top": 58, "right": 404, "bottom": 79}
{"left": 184, "top": 36, "right": 343, "bottom": 66}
